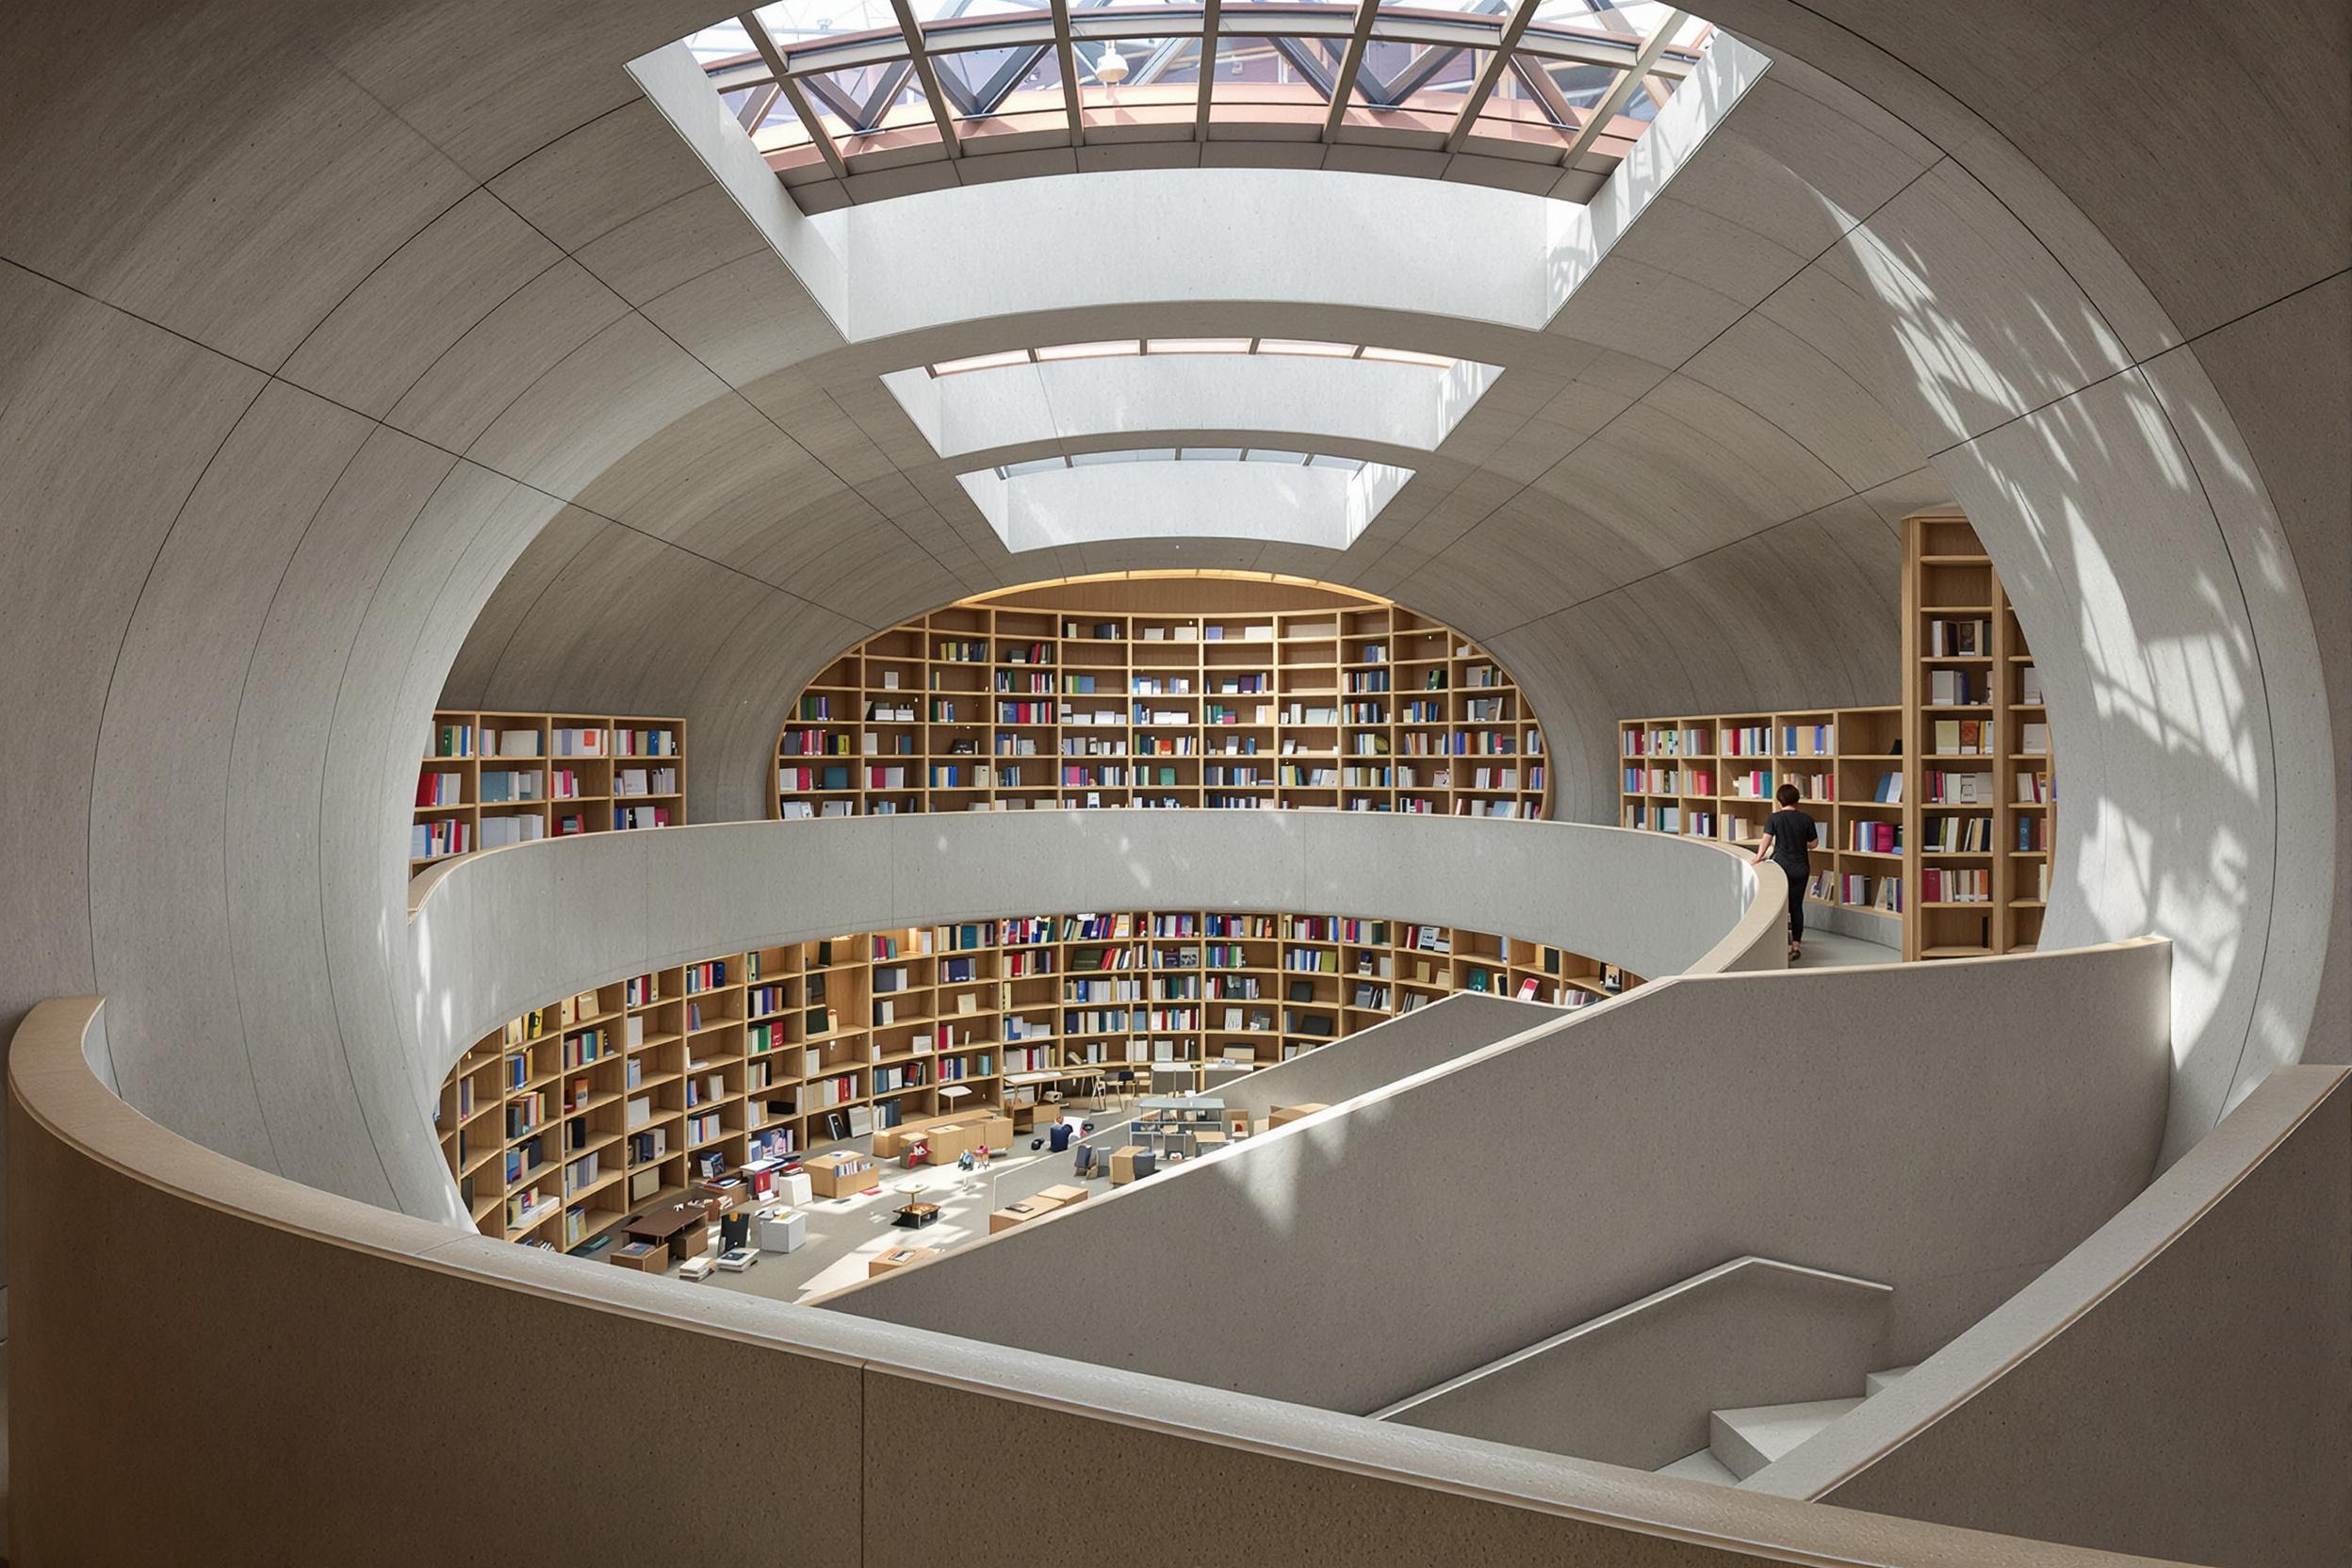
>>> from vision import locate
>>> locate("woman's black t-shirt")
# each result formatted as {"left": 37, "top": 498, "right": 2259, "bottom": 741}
{"left": 1763, "top": 808, "right": 1817, "bottom": 869}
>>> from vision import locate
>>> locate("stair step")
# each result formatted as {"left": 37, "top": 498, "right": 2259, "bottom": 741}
{"left": 1708, "top": 1396, "right": 1865, "bottom": 1480}
{"left": 1657, "top": 1447, "right": 1740, "bottom": 1485}
{"left": 1864, "top": 1364, "right": 1919, "bottom": 1397}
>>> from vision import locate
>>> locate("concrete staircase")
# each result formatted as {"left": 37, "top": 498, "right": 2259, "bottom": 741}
{"left": 1656, "top": 1364, "right": 1918, "bottom": 1485}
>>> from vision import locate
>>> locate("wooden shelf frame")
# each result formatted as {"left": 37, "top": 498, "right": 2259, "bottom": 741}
{"left": 415, "top": 711, "right": 686, "bottom": 870}
{"left": 1902, "top": 512, "right": 2055, "bottom": 961}
{"left": 433, "top": 910, "right": 1639, "bottom": 1253}
{"left": 775, "top": 586, "right": 1549, "bottom": 821}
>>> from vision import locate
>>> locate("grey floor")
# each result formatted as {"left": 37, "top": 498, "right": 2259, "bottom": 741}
{"left": 1791, "top": 929, "right": 1899, "bottom": 969}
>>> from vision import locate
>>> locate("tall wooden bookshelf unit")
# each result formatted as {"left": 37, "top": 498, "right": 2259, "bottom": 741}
{"left": 414, "top": 711, "right": 685, "bottom": 872}
{"left": 433, "top": 911, "right": 1639, "bottom": 1252}
{"left": 1903, "top": 512, "right": 2054, "bottom": 960}
{"left": 776, "top": 578, "right": 1550, "bottom": 820}
{"left": 1615, "top": 511, "right": 2054, "bottom": 960}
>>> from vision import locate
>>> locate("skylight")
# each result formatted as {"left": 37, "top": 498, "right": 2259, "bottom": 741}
{"left": 679, "top": 2, "right": 1714, "bottom": 208}
{"left": 957, "top": 448, "right": 1415, "bottom": 553}
{"left": 931, "top": 336, "right": 1459, "bottom": 377}
{"left": 988, "top": 447, "right": 1369, "bottom": 481}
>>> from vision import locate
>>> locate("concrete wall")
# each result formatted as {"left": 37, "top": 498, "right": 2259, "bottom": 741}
{"left": 1752, "top": 1065, "right": 2352, "bottom": 1568}
{"left": 828, "top": 940, "right": 2174, "bottom": 1414}
{"left": 8, "top": 997, "right": 2170, "bottom": 1568}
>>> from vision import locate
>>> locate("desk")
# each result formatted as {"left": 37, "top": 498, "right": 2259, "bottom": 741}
{"left": 869, "top": 1246, "right": 941, "bottom": 1277}
{"left": 987, "top": 1193, "right": 1065, "bottom": 1233}
{"left": 622, "top": 1202, "right": 709, "bottom": 1263}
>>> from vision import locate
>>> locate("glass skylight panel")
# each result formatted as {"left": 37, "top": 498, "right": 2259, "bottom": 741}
{"left": 934, "top": 43, "right": 1062, "bottom": 114}
{"left": 755, "top": 0, "right": 903, "bottom": 46}
{"left": 1244, "top": 449, "right": 1311, "bottom": 465}
{"left": 1146, "top": 337, "right": 1253, "bottom": 355}
{"left": 1180, "top": 448, "right": 1246, "bottom": 461}
{"left": 684, "top": 22, "right": 760, "bottom": 65}
{"left": 1358, "top": 346, "right": 1454, "bottom": 368}
{"left": 998, "top": 455, "right": 1069, "bottom": 477}
{"left": 1071, "top": 449, "right": 1143, "bottom": 465}
{"left": 1257, "top": 338, "right": 1354, "bottom": 357}
{"left": 1035, "top": 340, "right": 1140, "bottom": 361}
{"left": 933, "top": 348, "right": 1034, "bottom": 375}
{"left": 1307, "top": 453, "right": 1366, "bottom": 470}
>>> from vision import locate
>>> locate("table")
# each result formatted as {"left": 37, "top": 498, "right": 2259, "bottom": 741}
{"left": 621, "top": 1201, "right": 709, "bottom": 1263}
{"left": 987, "top": 1193, "right": 1066, "bottom": 1233}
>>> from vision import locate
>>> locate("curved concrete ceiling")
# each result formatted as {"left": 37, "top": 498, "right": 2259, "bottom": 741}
{"left": 0, "top": 0, "right": 2342, "bottom": 1275}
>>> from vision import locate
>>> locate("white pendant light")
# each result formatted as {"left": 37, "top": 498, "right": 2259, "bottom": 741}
{"left": 1092, "top": 42, "right": 1129, "bottom": 86}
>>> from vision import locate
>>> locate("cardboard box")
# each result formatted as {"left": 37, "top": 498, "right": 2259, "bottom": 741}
{"left": 807, "top": 1152, "right": 875, "bottom": 1199}
{"left": 758, "top": 1210, "right": 808, "bottom": 1253}
{"left": 922, "top": 1122, "right": 978, "bottom": 1164}
{"left": 776, "top": 1170, "right": 813, "bottom": 1208}
{"left": 610, "top": 1240, "right": 667, "bottom": 1273}
{"left": 1269, "top": 1102, "right": 1329, "bottom": 1127}
{"left": 868, "top": 1246, "right": 941, "bottom": 1278}
{"left": 1109, "top": 1145, "right": 1153, "bottom": 1184}
{"left": 988, "top": 1194, "right": 1065, "bottom": 1233}
{"left": 1036, "top": 1184, "right": 1088, "bottom": 1207}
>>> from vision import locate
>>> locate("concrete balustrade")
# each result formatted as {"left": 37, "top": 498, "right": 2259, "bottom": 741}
{"left": 8, "top": 993, "right": 2179, "bottom": 1568}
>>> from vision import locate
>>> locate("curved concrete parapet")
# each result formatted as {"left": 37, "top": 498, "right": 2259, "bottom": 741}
{"left": 1747, "top": 1063, "right": 2352, "bottom": 1568}
{"left": 403, "top": 811, "right": 1783, "bottom": 1220}
{"left": 5, "top": 994, "right": 2180, "bottom": 1568}
{"left": 828, "top": 940, "right": 2175, "bottom": 1418}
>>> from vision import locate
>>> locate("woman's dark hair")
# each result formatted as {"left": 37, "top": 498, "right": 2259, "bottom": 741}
{"left": 1775, "top": 782, "right": 1801, "bottom": 806}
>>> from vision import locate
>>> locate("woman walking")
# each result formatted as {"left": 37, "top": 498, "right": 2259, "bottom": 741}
{"left": 1753, "top": 781, "right": 1818, "bottom": 962}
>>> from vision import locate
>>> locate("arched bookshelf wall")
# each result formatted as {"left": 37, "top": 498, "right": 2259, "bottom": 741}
{"left": 776, "top": 575, "right": 1551, "bottom": 820}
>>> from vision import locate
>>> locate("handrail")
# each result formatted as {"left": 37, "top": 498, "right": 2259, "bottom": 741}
{"left": 8, "top": 993, "right": 2178, "bottom": 1566}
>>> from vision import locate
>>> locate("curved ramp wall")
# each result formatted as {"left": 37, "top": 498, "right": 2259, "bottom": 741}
{"left": 828, "top": 940, "right": 2174, "bottom": 1416}
{"left": 10, "top": 993, "right": 2175, "bottom": 1568}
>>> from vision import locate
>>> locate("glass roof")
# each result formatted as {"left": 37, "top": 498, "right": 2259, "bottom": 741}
{"left": 683, "top": 1, "right": 1713, "bottom": 200}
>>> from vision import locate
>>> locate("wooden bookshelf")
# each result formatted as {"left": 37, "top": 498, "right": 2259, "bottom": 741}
{"left": 776, "top": 577, "right": 1549, "bottom": 821}
{"left": 1903, "top": 512, "right": 2054, "bottom": 961}
{"left": 1617, "top": 704, "right": 1908, "bottom": 945}
{"left": 433, "top": 908, "right": 1641, "bottom": 1252}
{"left": 1613, "top": 510, "right": 2056, "bottom": 960}
{"left": 415, "top": 711, "right": 685, "bottom": 871}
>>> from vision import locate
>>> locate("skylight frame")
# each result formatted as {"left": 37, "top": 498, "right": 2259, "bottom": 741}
{"left": 699, "top": 3, "right": 1704, "bottom": 188}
